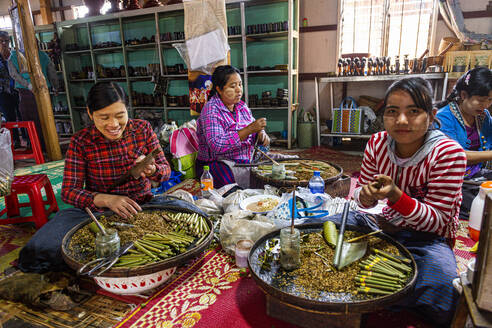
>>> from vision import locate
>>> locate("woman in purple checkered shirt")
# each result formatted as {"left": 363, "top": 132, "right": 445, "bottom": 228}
{"left": 196, "top": 65, "right": 270, "bottom": 188}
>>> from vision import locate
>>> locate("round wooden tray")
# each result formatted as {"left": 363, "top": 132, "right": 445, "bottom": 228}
{"left": 61, "top": 204, "right": 213, "bottom": 278}
{"left": 248, "top": 222, "right": 418, "bottom": 313}
{"left": 250, "top": 159, "right": 351, "bottom": 198}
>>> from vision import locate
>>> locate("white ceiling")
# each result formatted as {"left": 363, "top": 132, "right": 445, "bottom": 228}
{"left": 0, "top": 0, "right": 85, "bottom": 16}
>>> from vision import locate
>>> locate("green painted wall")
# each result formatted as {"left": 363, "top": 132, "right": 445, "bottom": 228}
{"left": 91, "top": 22, "right": 121, "bottom": 46}
{"left": 123, "top": 16, "right": 156, "bottom": 41}
{"left": 245, "top": 2, "right": 288, "bottom": 25}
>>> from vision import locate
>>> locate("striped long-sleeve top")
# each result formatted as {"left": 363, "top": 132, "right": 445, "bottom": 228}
{"left": 354, "top": 131, "right": 467, "bottom": 240}
{"left": 196, "top": 94, "right": 256, "bottom": 162}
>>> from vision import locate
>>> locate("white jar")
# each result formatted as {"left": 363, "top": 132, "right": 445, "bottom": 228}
{"left": 469, "top": 181, "right": 492, "bottom": 241}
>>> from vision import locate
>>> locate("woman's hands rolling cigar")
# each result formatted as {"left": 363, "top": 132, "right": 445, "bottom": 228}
{"left": 359, "top": 175, "right": 402, "bottom": 207}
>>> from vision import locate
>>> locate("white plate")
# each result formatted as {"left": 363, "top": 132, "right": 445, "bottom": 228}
{"left": 240, "top": 195, "right": 281, "bottom": 214}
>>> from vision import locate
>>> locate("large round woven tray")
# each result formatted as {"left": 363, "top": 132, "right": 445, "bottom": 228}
{"left": 61, "top": 204, "right": 214, "bottom": 278}
{"left": 250, "top": 159, "right": 351, "bottom": 198}
{"left": 248, "top": 223, "right": 418, "bottom": 313}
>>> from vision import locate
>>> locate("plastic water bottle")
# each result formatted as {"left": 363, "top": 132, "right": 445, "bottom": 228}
{"left": 200, "top": 165, "right": 214, "bottom": 198}
{"left": 469, "top": 181, "right": 492, "bottom": 241}
{"left": 308, "top": 171, "right": 325, "bottom": 194}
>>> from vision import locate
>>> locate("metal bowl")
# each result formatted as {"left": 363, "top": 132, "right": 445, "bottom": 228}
{"left": 248, "top": 223, "right": 417, "bottom": 313}
{"left": 61, "top": 204, "right": 213, "bottom": 294}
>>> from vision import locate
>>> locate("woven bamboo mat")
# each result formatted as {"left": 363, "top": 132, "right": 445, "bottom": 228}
{"left": 0, "top": 293, "right": 133, "bottom": 328}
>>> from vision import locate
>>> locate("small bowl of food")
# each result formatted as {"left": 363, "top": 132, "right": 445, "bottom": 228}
{"left": 240, "top": 195, "right": 281, "bottom": 214}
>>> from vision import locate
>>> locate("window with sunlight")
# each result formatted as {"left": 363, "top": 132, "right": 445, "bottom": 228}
{"left": 73, "top": 1, "right": 112, "bottom": 18}
{"left": 340, "top": 0, "right": 435, "bottom": 59}
{"left": 0, "top": 15, "right": 12, "bottom": 30}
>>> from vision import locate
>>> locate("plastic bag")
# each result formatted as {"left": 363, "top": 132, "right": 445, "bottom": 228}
{"left": 216, "top": 183, "right": 239, "bottom": 196}
{"left": 208, "top": 189, "right": 224, "bottom": 208}
{"left": 179, "top": 119, "right": 197, "bottom": 130}
{"left": 158, "top": 121, "right": 178, "bottom": 145}
{"left": 168, "top": 189, "right": 195, "bottom": 205}
{"left": 268, "top": 187, "right": 332, "bottom": 227}
{"left": 195, "top": 198, "right": 222, "bottom": 215}
{"left": 222, "top": 190, "right": 246, "bottom": 213}
{"left": 173, "top": 29, "right": 229, "bottom": 75}
{"left": 0, "top": 128, "right": 13, "bottom": 197}
{"left": 219, "top": 210, "right": 276, "bottom": 255}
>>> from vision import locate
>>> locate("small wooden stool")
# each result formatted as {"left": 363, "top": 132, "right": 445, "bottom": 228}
{"left": 0, "top": 174, "right": 58, "bottom": 228}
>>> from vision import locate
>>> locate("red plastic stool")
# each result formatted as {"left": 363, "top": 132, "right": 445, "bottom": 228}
{"left": 3, "top": 121, "right": 45, "bottom": 164}
{"left": 0, "top": 174, "right": 58, "bottom": 228}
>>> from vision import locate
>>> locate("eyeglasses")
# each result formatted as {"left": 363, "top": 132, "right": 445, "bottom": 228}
{"left": 0, "top": 39, "right": 9, "bottom": 44}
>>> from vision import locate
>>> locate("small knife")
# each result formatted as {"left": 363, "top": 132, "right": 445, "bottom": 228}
{"left": 108, "top": 147, "right": 161, "bottom": 191}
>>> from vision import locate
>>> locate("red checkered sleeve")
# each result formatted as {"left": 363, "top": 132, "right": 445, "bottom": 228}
{"left": 61, "top": 134, "right": 98, "bottom": 210}
{"left": 61, "top": 119, "right": 171, "bottom": 211}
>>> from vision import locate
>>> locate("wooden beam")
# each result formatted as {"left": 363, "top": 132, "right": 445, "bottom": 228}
{"left": 300, "top": 24, "right": 337, "bottom": 33}
{"left": 39, "top": 0, "right": 53, "bottom": 24}
{"left": 32, "top": 5, "right": 71, "bottom": 16}
{"left": 15, "top": 0, "right": 61, "bottom": 161}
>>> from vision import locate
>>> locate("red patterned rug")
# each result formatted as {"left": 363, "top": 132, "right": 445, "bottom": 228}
{"left": 114, "top": 248, "right": 301, "bottom": 328}
{"left": 114, "top": 248, "right": 442, "bottom": 328}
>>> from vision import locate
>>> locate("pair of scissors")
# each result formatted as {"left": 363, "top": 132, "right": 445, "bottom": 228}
{"left": 78, "top": 242, "right": 134, "bottom": 277}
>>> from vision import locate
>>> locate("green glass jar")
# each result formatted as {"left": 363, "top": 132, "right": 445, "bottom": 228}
{"left": 95, "top": 228, "right": 120, "bottom": 258}
{"left": 280, "top": 227, "right": 300, "bottom": 270}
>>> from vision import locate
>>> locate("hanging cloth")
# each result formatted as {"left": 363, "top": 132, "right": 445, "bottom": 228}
{"left": 183, "top": 0, "right": 229, "bottom": 115}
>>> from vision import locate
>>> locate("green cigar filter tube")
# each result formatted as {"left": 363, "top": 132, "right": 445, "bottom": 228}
{"left": 355, "top": 279, "right": 400, "bottom": 290}
{"left": 358, "top": 271, "right": 402, "bottom": 283}
{"left": 368, "top": 255, "right": 410, "bottom": 274}
{"left": 356, "top": 287, "right": 393, "bottom": 295}
{"left": 363, "top": 258, "right": 406, "bottom": 278}
{"left": 373, "top": 249, "right": 411, "bottom": 265}
{"left": 359, "top": 270, "right": 403, "bottom": 281}
{"left": 356, "top": 281, "right": 399, "bottom": 292}
{"left": 360, "top": 260, "right": 404, "bottom": 278}
{"left": 355, "top": 276, "right": 403, "bottom": 287}
{"left": 358, "top": 263, "right": 401, "bottom": 277}
{"left": 369, "top": 254, "right": 411, "bottom": 273}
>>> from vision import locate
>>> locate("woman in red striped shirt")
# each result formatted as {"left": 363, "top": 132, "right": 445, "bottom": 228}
{"left": 358, "top": 78, "right": 466, "bottom": 326}
{"left": 310, "top": 78, "right": 466, "bottom": 326}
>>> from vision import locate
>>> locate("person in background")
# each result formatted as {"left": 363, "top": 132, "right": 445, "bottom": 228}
{"left": 8, "top": 41, "right": 60, "bottom": 151}
{"left": 309, "top": 78, "right": 466, "bottom": 327}
{"left": 0, "top": 31, "right": 22, "bottom": 147}
{"left": 18, "top": 82, "right": 172, "bottom": 273}
{"left": 196, "top": 65, "right": 270, "bottom": 188}
{"left": 436, "top": 67, "right": 492, "bottom": 219}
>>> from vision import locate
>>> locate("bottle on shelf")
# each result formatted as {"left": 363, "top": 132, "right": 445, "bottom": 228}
{"left": 200, "top": 165, "right": 214, "bottom": 198}
{"left": 469, "top": 181, "right": 492, "bottom": 241}
{"left": 308, "top": 171, "right": 325, "bottom": 194}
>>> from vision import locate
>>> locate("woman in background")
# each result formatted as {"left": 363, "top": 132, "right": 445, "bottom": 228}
{"left": 436, "top": 67, "right": 492, "bottom": 219}
{"left": 196, "top": 65, "right": 269, "bottom": 188}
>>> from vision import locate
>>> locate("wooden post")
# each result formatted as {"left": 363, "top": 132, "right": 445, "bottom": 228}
{"left": 15, "top": 0, "right": 61, "bottom": 161}
{"left": 39, "top": 0, "right": 53, "bottom": 24}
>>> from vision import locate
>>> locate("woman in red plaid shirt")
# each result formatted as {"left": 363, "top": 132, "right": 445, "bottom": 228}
{"left": 18, "top": 82, "right": 174, "bottom": 273}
